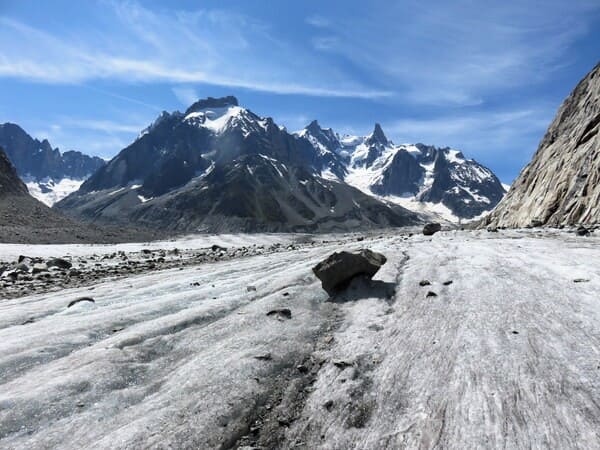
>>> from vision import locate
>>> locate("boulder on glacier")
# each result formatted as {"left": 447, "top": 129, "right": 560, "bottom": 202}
{"left": 312, "top": 249, "right": 387, "bottom": 295}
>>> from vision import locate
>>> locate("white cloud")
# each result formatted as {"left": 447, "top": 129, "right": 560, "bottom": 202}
{"left": 172, "top": 86, "right": 199, "bottom": 106}
{"left": 60, "top": 118, "right": 146, "bottom": 134}
{"left": 305, "top": 15, "right": 330, "bottom": 27}
{"left": 308, "top": 1, "right": 600, "bottom": 106}
{"left": 0, "top": 5, "right": 390, "bottom": 99}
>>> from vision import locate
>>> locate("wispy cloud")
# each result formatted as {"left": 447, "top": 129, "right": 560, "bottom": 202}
{"left": 0, "top": 5, "right": 390, "bottom": 99}
{"left": 172, "top": 86, "right": 199, "bottom": 106}
{"left": 60, "top": 118, "right": 146, "bottom": 134}
{"left": 308, "top": 0, "right": 600, "bottom": 106}
{"left": 305, "top": 15, "right": 330, "bottom": 28}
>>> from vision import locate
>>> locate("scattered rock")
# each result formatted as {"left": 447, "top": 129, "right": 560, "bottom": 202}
{"left": 426, "top": 291, "right": 438, "bottom": 297}
{"left": 576, "top": 226, "right": 590, "bottom": 236}
{"left": 511, "top": 330, "right": 519, "bottom": 334}
{"left": 67, "top": 297, "right": 95, "bottom": 308}
{"left": 266, "top": 308, "right": 292, "bottom": 320}
{"left": 277, "top": 417, "right": 291, "bottom": 427}
{"left": 443, "top": 280, "right": 453, "bottom": 286}
{"left": 21, "top": 317, "right": 35, "bottom": 325}
{"left": 282, "top": 292, "right": 290, "bottom": 297}
{"left": 15, "top": 263, "right": 30, "bottom": 273}
{"left": 312, "top": 249, "right": 387, "bottom": 295}
{"left": 47, "top": 258, "right": 72, "bottom": 270}
{"left": 423, "top": 223, "right": 442, "bottom": 236}
{"left": 487, "top": 226, "right": 499, "bottom": 232}
{"left": 296, "top": 365, "right": 308, "bottom": 374}
{"left": 332, "top": 360, "right": 353, "bottom": 369}
{"left": 247, "top": 285, "right": 257, "bottom": 292}
{"left": 323, "top": 400, "right": 334, "bottom": 411}
{"left": 254, "top": 352, "right": 272, "bottom": 361}
{"left": 419, "top": 280, "right": 431, "bottom": 286}
{"left": 31, "top": 263, "right": 47, "bottom": 274}
{"left": 211, "top": 244, "right": 227, "bottom": 252}
{"left": 573, "top": 278, "right": 590, "bottom": 283}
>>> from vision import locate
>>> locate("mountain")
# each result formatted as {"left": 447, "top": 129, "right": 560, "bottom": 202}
{"left": 0, "top": 145, "right": 159, "bottom": 244}
{"left": 0, "top": 146, "right": 28, "bottom": 196}
{"left": 57, "top": 97, "right": 420, "bottom": 232}
{"left": 485, "top": 62, "right": 600, "bottom": 228}
{"left": 0, "top": 123, "right": 106, "bottom": 205}
{"left": 298, "top": 121, "right": 506, "bottom": 220}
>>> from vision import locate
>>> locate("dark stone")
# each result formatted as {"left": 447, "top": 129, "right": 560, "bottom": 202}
{"left": 254, "top": 352, "right": 272, "bottom": 361}
{"left": 266, "top": 308, "right": 292, "bottom": 320}
{"left": 443, "top": 280, "right": 453, "bottom": 286}
{"left": 426, "top": 291, "right": 438, "bottom": 297}
{"left": 47, "top": 258, "right": 72, "bottom": 270}
{"left": 419, "top": 280, "right": 431, "bottom": 286}
{"left": 212, "top": 244, "right": 227, "bottom": 252}
{"left": 576, "top": 226, "right": 590, "bottom": 236}
{"left": 312, "top": 249, "right": 387, "bottom": 295}
{"left": 67, "top": 297, "right": 95, "bottom": 308}
{"left": 332, "top": 360, "right": 353, "bottom": 369}
{"left": 423, "top": 223, "right": 442, "bottom": 236}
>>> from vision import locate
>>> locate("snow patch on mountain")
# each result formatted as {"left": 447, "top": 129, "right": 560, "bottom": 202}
{"left": 23, "top": 176, "right": 85, "bottom": 206}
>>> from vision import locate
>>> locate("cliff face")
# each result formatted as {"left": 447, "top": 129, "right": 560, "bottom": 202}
{"left": 486, "top": 62, "right": 600, "bottom": 228}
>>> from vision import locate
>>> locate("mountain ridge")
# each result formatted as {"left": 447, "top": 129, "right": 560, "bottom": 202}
{"left": 0, "top": 123, "right": 106, "bottom": 205}
{"left": 56, "top": 95, "right": 506, "bottom": 231}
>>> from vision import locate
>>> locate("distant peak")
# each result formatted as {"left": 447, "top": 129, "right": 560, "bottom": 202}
{"left": 185, "top": 96, "right": 239, "bottom": 115}
{"left": 306, "top": 120, "right": 322, "bottom": 133}
{"left": 368, "top": 123, "right": 388, "bottom": 144}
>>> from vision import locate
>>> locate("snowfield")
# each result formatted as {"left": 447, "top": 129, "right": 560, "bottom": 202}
{"left": 1, "top": 230, "right": 599, "bottom": 449}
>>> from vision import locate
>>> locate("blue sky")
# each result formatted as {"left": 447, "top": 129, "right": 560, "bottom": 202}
{"left": 0, "top": 0, "right": 598, "bottom": 182}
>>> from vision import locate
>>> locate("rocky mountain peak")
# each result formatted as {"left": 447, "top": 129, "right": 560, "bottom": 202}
{"left": 184, "top": 96, "right": 239, "bottom": 115}
{"left": 366, "top": 123, "right": 388, "bottom": 145}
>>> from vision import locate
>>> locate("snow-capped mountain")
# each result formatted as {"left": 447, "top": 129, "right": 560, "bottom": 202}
{"left": 0, "top": 123, "right": 105, "bottom": 205}
{"left": 57, "top": 97, "right": 419, "bottom": 232}
{"left": 296, "top": 121, "right": 506, "bottom": 221}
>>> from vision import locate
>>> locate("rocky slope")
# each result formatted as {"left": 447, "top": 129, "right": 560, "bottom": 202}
{"left": 0, "top": 146, "right": 157, "bottom": 244}
{"left": 298, "top": 121, "right": 506, "bottom": 220}
{"left": 0, "top": 123, "right": 105, "bottom": 205}
{"left": 485, "top": 62, "right": 600, "bottom": 227}
{"left": 57, "top": 97, "right": 420, "bottom": 232}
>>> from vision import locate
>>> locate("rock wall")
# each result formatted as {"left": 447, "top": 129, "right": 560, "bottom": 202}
{"left": 485, "top": 62, "right": 600, "bottom": 227}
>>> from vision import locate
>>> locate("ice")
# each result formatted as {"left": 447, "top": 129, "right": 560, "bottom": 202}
{"left": 183, "top": 106, "right": 245, "bottom": 133}
{"left": 23, "top": 177, "right": 85, "bottom": 206}
{"left": 1, "top": 231, "right": 599, "bottom": 448}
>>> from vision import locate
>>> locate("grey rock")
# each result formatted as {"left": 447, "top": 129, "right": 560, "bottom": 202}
{"left": 423, "top": 223, "right": 442, "bottom": 236}
{"left": 312, "top": 249, "right": 387, "bottom": 295}
{"left": 484, "top": 62, "right": 600, "bottom": 228}
{"left": 47, "top": 258, "right": 72, "bottom": 270}
{"left": 266, "top": 308, "right": 292, "bottom": 320}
